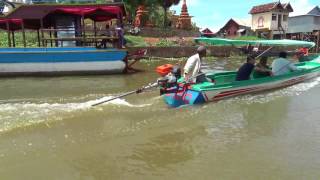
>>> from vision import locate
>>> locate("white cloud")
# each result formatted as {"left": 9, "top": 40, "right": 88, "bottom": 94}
{"left": 283, "top": 0, "right": 315, "bottom": 16}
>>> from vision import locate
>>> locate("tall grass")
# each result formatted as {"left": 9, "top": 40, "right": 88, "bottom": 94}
{"left": 0, "top": 31, "right": 39, "bottom": 47}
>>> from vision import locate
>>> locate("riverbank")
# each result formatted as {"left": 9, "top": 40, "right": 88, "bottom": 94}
{"left": 127, "top": 46, "right": 300, "bottom": 58}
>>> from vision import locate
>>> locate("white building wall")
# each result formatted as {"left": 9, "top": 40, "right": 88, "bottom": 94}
{"left": 252, "top": 11, "right": 290, "bottom": 31}
{"left": 252, "top": 12, "right": 272, "bottom": 30}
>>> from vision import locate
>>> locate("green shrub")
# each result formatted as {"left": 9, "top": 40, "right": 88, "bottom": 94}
{"left": 0, "top": 31, "right": 39, "bottom": 47}
{"left": 125, "top": 35, "right": 148, "bottom": 47}
{"left": 155, "top": 38, "right": 178, "bottom": 47}
{"left": 234, "top": 36, "right": 265, "bottom": 40}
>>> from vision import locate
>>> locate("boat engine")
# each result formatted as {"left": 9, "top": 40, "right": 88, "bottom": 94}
{"left": 156, "top": 64, "right": 181, "bottom": 95}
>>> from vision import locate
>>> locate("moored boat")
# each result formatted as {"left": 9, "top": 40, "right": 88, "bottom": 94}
{"left": 0, "top": 47, "right": 127, "bottom": 76}
{"left": 0, "top": 3, "right": 132, "bottom": 76}
{"left": 160, "top": 38, "right": 320, "bottom": 108}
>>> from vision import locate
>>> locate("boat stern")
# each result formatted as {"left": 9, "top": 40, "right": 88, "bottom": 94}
{"left": 163, "top": 89, "right": 206, "bottom": 108}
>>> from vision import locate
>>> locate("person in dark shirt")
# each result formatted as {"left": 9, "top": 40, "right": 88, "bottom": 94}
{"left": 236, "top": 55, "right": 256, "bottom": 81}
{"left": 252, "top": 56, "right": 273, "bottom": 78}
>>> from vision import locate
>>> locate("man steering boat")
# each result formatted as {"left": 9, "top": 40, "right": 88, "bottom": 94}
{"left": 183, "top": 46, "right": 208, "bottom": 83}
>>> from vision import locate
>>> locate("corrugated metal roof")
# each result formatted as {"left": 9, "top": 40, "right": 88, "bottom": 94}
{"left": 307, "top": 6, "right": 320, "bottom": 16}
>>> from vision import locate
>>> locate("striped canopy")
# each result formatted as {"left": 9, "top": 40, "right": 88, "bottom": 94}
{"left": 195, "top": 37, "right": 315, "bottom": 48}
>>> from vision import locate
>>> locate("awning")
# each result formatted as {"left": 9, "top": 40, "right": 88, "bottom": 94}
{"left": 0, "top": 18, "right": 23, "bottom": 30}
{"left": 51, "top": 6, "right": 123, "bottom": 22}
{"left": 1, "top": 4, "right": 126, "bottom": 30}
{"left": 237, "top": 29, "right": 246, "bottom": 33}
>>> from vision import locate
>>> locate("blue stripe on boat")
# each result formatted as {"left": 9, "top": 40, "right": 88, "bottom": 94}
{"left": 0, "top": 48, "right": 127, "bottom": 63}
{"left": 0, "top": 47, "right": 99, "bottom": 52}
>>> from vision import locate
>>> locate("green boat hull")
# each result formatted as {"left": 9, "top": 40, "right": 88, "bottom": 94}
{"left": 163, "top": 55, "right": 320, "bottom": 108}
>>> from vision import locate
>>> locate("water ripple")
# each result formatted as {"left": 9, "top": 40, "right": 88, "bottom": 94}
{"left": 0, "top": 95, "right": 153, "bottom": 133}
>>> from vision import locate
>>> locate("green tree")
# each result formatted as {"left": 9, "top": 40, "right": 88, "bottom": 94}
{"left": 123, "top": 0, "right": 157, "bottom": 23}
{"left": 158, "top": 0, "right": 180, "bottom": 28}
{"left": 123, "top": 0, "right": 180, "bottom": 28}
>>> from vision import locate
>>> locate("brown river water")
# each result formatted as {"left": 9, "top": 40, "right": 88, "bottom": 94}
{"left": 0, "top": 58, "right": 320, "bottom": 180}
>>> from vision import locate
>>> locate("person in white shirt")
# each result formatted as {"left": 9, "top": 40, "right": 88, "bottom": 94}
{"left": 272, "top": 51, "right": 298, "bottom": 76}
{"left": 183, "top": 46, "right": 207, "bottom": 83}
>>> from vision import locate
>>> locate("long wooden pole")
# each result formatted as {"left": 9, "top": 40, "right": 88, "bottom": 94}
{"left": 21, "top": 21, "right": 26, "bottom": 47}
{"left": 6, "top": 21, "right": 11, "bottom": 47}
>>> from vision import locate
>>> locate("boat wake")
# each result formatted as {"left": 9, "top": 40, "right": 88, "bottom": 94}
{"left": 87, "top": 96, "right": 152, "bottom": 108}
{"left": 226, "top": 77, "right": 320, "bottom": 104}
{"left": 0, "top": 95, "right": 153, "bottom": 133}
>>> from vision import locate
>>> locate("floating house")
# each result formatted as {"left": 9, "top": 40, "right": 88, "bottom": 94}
{"left": 249, "top": 2, "right": 293, "bottom": 39}
{"left": 0, "top": 3, "right": 130, "bottom": 76}
{"left": 287, "top": 6, "right": 320, "bottom": 52}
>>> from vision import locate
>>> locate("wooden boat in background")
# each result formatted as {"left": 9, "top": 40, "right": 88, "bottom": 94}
{"left": 0, "top": 3, "right": 135, "bottom": 76}
{"left": 0, "top": 47, "right": 128, "bottom": 76}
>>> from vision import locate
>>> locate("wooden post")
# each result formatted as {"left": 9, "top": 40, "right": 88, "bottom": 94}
{"left": 6, "top": 21, "right": 11, "bottom": 47}
{"left": 93, "top": 21, "right": 97, "bottom": 47}
{"left": 49, "top": 27, "right": 53, "bottom": 47}
{"left": 12, "top": 31, "right": 15, "bottom": 47}
{"left": 21, "top": 21, "right": 26, "bottom": 47}
{"left": 82, "top": 14, "right": 85, "bottom": 45}
{"left": 40, "top": 19, "right": 44, "bottom": 47}
{"left": 317, "top": 30, "right": 320, "bottom": 53}
{"left": 37, "top": 29, "right": 41, "bottom": 47}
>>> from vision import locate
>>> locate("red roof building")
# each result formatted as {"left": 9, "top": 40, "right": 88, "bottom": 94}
{"left": 201, "top": 28, "right": 215, "bottom": 37}
{"left": 249, "top": 1, "right": 293, "bottom": 39}
{"left": 249, "top": 2, "right": 293, "bottom": 14}
{"left": 217, "top": 19, "right": 252, "bottom": 38}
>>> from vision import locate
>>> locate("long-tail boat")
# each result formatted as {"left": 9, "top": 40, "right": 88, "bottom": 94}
{"left": 160, "top": 38, "right": 320, "bottom": 108}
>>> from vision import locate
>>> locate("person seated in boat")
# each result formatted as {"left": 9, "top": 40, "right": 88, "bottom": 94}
{"left": 293, "top": 50, "right": 310, "bottom": 62}
{"left": 272, "top": 51, "right": 298, "bottom": 76}
{"left": 183, "top": 46, "right": 208, "bottom": 83}
{"left": 235, "top": 55, "right": 256, "bottom": 81}
{"left": 252, "top": 56, "right": 273, "bottom": 78}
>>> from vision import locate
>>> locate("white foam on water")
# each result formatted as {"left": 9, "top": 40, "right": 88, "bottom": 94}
{"left": 0, "top": 95, "right": 153, "bottom": 133}
{"left": 87, "top": 96, "right": 152, "bottom": 108}
{"left": 225, "top": 77, "right": 320, "bottom": 104}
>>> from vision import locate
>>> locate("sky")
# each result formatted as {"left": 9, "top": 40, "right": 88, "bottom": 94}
{"left": 171, "top": 0, "right": 319, "bottom": 32}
